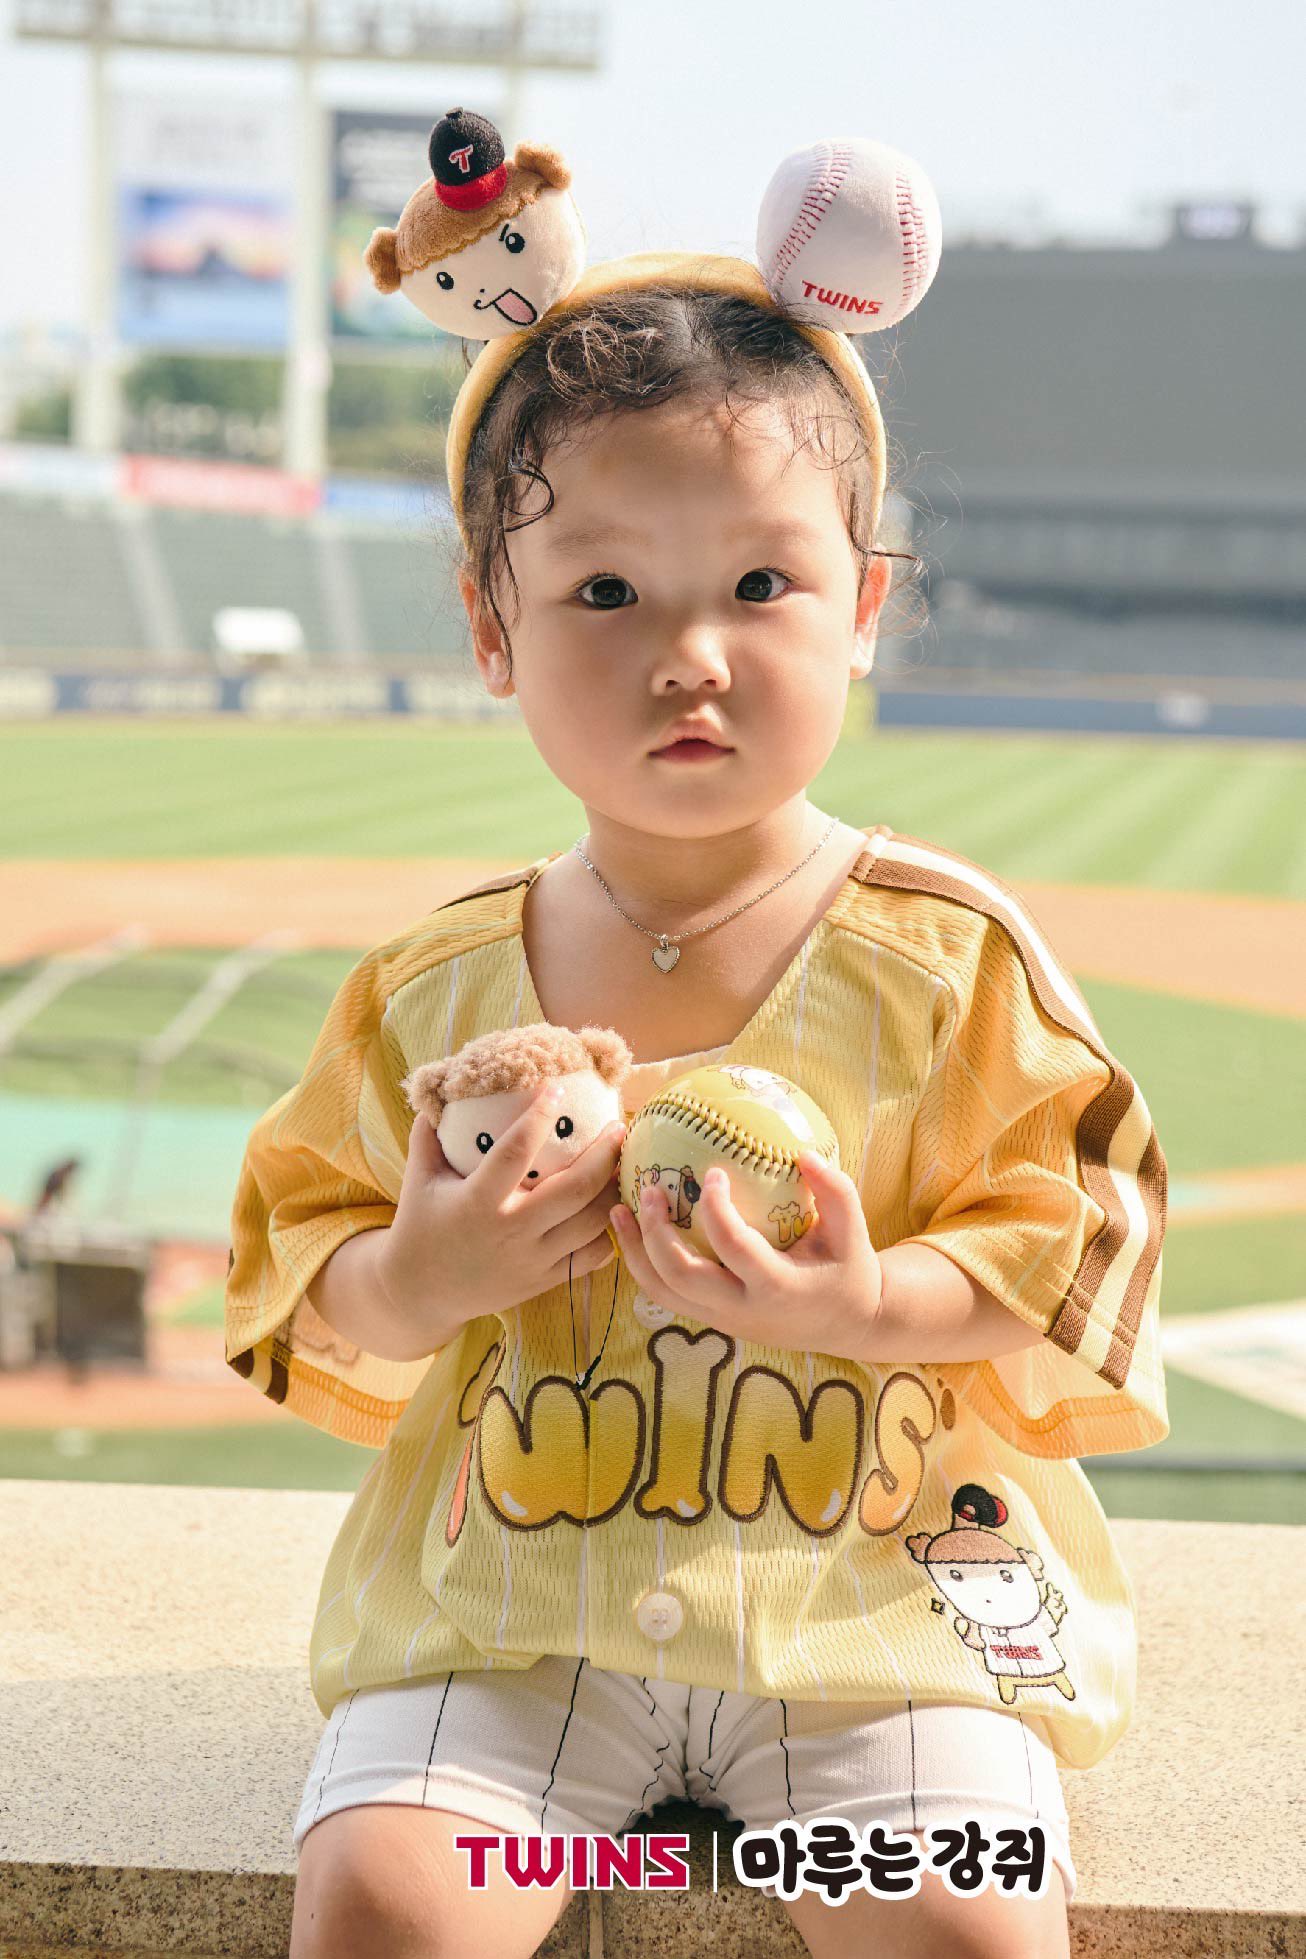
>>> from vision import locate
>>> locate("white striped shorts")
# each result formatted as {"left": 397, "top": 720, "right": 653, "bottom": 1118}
{"left": 294, "top": 1655, "right": 1076, "bottom": 1902}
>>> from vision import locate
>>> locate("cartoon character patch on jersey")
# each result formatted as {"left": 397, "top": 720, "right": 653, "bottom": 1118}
{"left": 906, "top": 1483, "right": 1076, "bottom": 1705}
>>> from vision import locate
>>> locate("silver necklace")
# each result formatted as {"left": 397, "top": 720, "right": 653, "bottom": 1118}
{"left": 571, "top": 813, "right": 840, "bottom": 972}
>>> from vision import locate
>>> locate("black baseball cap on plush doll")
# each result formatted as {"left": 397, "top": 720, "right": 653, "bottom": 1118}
{"left": 364, "top": 110, "right": 944, "bottom": 551}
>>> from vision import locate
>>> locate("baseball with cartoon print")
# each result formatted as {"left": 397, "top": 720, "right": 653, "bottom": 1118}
{"left": 618, "top": 1062, "right": 840, "bottom": 1263}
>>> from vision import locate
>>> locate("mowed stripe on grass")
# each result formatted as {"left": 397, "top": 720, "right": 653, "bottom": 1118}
{"left": 3, "top": 722, "right": 1305, "bottom": 897}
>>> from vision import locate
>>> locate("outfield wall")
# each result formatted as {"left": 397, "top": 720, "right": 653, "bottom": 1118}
{"left": 876, "top": 686, "right": 1306, "bottom": 740}
{"left": 1, "top": 666, "right": 1301, "bottom": 739}
{"left": 0, "top": 668, "right": 492, "bottom": 720}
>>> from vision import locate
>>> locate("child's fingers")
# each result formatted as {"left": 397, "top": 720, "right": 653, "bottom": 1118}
{"left": 480, "top": 1083, "right": 572, "bottom": 1206}
{"left": 697, "top": 1169, "right": 786, "bottom": 1284}
{"left": 406, "top": 1113, "right": 448, "bottom": 1180}
{"left": 795, "top": 1150, "right": 858, "bottom": 1250}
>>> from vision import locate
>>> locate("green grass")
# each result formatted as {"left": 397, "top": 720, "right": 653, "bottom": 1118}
{"left": 0, "top": 1420, "right": 370, "bottom": 1490}
{"left": 1084, "top": 1371, "right": 1306, "bottom": 1526}
{"left": 170, "top": 1279, "right": 229, "bottom": 1326}
{"left": 0, "top": 948, "right": 347, "bottom": 1108}
{"left": 1155, "top": 1214, "right": 1306, "bottom": 1315}
{"left": 2, "top": 722, "right": 1305, "bottom": 897}
{"left": 1084, "top": 1467, "right": 1304, "bottom": 1526}
{"left": 1077, "top": 979, "right": 1306, "bottom": 1175}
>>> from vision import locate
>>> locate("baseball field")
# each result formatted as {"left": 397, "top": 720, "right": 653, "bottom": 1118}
{"left": 1, "top": 717, "right": 1303, "bottom": 1524}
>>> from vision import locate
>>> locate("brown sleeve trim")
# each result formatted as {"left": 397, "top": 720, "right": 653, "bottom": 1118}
{"left": 852, "top": 831, "right": 1167, "bottom": 1389}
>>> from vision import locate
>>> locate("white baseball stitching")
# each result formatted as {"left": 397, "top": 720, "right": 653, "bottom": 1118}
{"left": 769, "top": 142, "right": 854, "bottom": 290}
{"left": 895, "top": 170, "right": 930, "bottom": 309}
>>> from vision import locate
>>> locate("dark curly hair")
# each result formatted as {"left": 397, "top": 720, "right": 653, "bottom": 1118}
{"left": 455, "top": 286, "right": 926, "bottom": 676}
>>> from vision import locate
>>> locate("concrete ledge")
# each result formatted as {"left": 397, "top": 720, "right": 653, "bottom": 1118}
{"left": 0, "top": 1484, "right": 1301, "bottom": 1957}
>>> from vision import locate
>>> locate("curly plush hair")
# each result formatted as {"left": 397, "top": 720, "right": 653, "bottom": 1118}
{"left": 455, "top": 285, "right": 925, "bottom": 676}
{"left": 403, "top": 1022, "right": 630, "bottom": 1129}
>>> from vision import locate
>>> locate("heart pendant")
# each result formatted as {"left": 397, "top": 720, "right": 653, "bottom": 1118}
{"left": 652, "top": 941, "right": 680, "bottom": 973}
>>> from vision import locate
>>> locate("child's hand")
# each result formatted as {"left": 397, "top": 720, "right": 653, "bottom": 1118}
{"left": 609, "top": 1151, "right": 884, "bottom": 1363}
{"left": 378, "top": 1085, "right": 625, "bottom": 1344}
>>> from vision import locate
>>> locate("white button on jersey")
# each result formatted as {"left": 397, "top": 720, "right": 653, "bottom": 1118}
{"left": 632, "top": 1290, "right": 674, "bottom": 1330}
{"left": 635, "top": 1590, "right": 684, "bottom": 1642}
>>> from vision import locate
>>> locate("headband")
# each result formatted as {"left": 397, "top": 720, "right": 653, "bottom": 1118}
{"left": 365, "top": 109, "right": 943, "bottom": 554}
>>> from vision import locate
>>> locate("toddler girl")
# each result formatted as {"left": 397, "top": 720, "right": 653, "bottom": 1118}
{"left": 226, "top": 256, "right": 1168, "bottom": 1959}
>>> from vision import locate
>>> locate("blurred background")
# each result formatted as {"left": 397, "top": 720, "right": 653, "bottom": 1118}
{"left": 0, "top": 0, "right": 1301, "bottom": 1524}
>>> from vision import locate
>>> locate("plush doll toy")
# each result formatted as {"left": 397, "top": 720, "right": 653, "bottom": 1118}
{"left": 402, "top": 1021, "right": 630, "bottom": 1183}
{"left": 402, "top": 1022, "right": 632, "bottom": 1388}
{"left": 363, "top": 107, "right": 587, "bottom": 337}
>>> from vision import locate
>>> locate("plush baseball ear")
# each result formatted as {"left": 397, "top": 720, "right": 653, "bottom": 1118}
{"left": 402, "top": 1060, "right": 448, "bottom": 1126}
{"left": 364, "top": 226, "right": 402, "bottom": 294}
{"left": 755, "top": 137, "right": 943, "bottom": 336}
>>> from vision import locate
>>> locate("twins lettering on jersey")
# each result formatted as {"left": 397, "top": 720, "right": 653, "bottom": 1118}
{"left": 800, "top": 279, "right": 883, "bottom": 316}
{"left": 448, "top": 1325, "right": 945, "bottom": 1544}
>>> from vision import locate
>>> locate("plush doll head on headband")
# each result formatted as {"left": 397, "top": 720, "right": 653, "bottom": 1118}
{"left": 364, "top": 113, "right": 943, "bottom": 545}
{"left": 363, "top": 106, "right": 587, "bottom": 338}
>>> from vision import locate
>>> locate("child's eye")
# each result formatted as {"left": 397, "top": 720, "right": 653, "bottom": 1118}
{"left": 574, "top": 573, "right": 632, "bottom": 610}
{"left": 737, "top": 566, "right": 792, "bottom": 602}
{"left": 572, "top": 566, "right": 793, "bottom": 610}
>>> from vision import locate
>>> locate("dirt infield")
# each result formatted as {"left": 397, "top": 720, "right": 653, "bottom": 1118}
{"left": 3, "top": 856, "right": 1305, "bottom": 1017}
{"left": 0, "top": 1324, "right": 285, "bottom": 1431}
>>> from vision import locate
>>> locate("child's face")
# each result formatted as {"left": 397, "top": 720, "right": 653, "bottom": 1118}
{"left": 460, "top": 396, "right": 889, "bottom": 840}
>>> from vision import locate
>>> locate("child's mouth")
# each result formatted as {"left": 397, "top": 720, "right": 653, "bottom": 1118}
{"left": 653, "top": 740, "right": 732, "bottom": 761}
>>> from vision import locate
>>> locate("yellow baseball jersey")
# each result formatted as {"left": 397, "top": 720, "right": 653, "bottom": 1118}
{"left": 226, "top": 824, "right": 1168, "bottom": 1770}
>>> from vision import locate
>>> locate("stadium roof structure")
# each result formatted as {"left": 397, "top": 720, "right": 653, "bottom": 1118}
{"left": 14, "top": 0, "right": 602, "bottom": 66}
